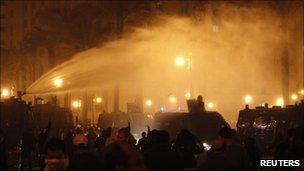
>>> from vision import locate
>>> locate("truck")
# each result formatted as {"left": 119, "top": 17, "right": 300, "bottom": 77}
{"left": 236, "top": 100, "right": 304, "bottom": 154}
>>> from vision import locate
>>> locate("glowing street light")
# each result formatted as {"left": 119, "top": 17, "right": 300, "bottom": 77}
{"left": 207, "top": 102, "right": 215, "bottom": 109}
{"left": 95, "top": 97, "right": 102, "bottom": 103}
{"left": 300, "top": 89, "right": 304, "bottom": 96}
{"left": 175, "top": 56, "right": 186, "bottom": 67}
{"left": 169, "top": 95, "right": 177, "bottom": 104}
{"left": 72, "top": 100, "right": 81, "bottom": 108}
{"left": 276, "top": 98, "right": 284, "bottom": 107}
{"left": 1, "top": 88, "right": 10, "bottom": 98}
{"left": 185, "top": 92, "right": 191, "bottom": 99}
{"left": 175, "top": 54, "right": 193, "bottom": 98}
{"left": 145, "top": 99, "right": 153, "bottom": 107}
{"left": 244, "top": 95, "right": 253, "bottom": 104}
{"left": 53, "top": 77, "right": 63, "bottom": 88}
{"left": 291, "top": 94, "right": 298, "bottom": 101}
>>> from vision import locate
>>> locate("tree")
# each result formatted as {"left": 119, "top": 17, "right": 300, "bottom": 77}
{"left": 23, "top": 1, "right": 154, "bottom": 67}
{"left": 98, "top": 1, "right": 153, "bottom": 36}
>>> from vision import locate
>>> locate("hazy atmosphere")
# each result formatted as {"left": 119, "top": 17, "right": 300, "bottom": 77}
{"left": 0, "top": 1, "right": 303, "bottom": 171}
{"left": 22, "top": 1, "right": 303, "bottom": 123}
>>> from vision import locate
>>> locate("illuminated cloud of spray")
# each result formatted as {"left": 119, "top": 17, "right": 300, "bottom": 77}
{"left": 27, "top": 2, "right": 293, "bottom": 122}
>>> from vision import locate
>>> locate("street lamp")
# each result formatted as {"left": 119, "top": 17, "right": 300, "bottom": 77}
{"left": 185, "top": 92, "right": 191, "bottom": 100}
{"left": 175, "top": 53, "right": 193, "bottom": 98}
{"left": 1, "top": 88, "right": 10, "bottom": 98}
{"left": 175, "top": 54, "right": 192, "bottom": 70}
{"left": 207, "top": 102, "right": 215, "bottom": 109}
{"left": 92, "top": 97, "right": 102, "bottom": 123}
{"left": 72, "top": 100, "right": 81, "bottom": 124}
{"left": 244, "top": 95, "right": 253, "bottom": 104}
{"left": 175, "top": 56, "right": 186, "bottom": 67}
{"left": 95, "top": 97, "right": 102, "bottom": 104}
{"left": 145, "top": 99, "right": 153, "bottom": 107}
{"left": 291, "top": 94, "right": 298, "bottom": 102}
{"left": 53, "top": 77, "right": 63, "bottom": 88}
{"left": 300, "top": 89, "right": 304, "bottom": 96}
{"left": 276, "top": 97, "right": 284, "bottom": 107}
{"left": 72, "top": 100, "right": 81, "bottom": 108}
{"left": 169, "top": 95, "right": 177, "bottom": 104}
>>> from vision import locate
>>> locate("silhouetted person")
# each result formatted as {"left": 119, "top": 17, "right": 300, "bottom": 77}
{"left": 275, "top": 127, "right": 304, "bottom": 162}
{"left": 73, "top": 133, "right": 89, "bottom": 153}
{"left": 87, "top": 127, "right": 97, "bottom": 151}
{"left": 144, "top": 130, "right": 183, "bottom": 171}
{"left": 137, "top": 132, "right": 148, "bottom": 152}
{"left": 44, "top": 138, "right": 70, "bottom": 171}
{"left": 95, "top": 127, "right": 111, "bottom": 153}
{"left": 116, "top": 122, "right": 136, "bottom": 146}
{"left": 103, "top": 141, "right": 147, "bottom": 171}
{"left": 68, "top": 129, "right": 103, "bottom": 171}
{"left": 38, "top": 121, "right": 51, "bottom": 171}
{"left": 196, "top": 95, "right": 205, "bottom": 112}
{"left": 244, "top": 137, "right": 260, "bottom": 171}
{"left": 64, "top": 130, "right": 74, "bottom": 157}
{"left": 197, "top": 137, "right": 236, "bottom": 171}
{"left": 173, "top": 128, "right": 203, "bottom": 168}
{"left": 20, "top": 127, "right": 36, "bottom": 171}
{"left": 219, "top": 127, "right": 251, "bottom": 171}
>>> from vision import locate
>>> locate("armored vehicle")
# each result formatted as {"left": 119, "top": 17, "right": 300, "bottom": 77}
{"left": 153, "top": 99, "right": 227, "bottom": 140}
{"left": 236, "top": 101, "right": 304, "bottom": 154}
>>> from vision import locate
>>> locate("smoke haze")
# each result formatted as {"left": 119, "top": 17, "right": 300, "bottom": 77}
{"left": 27, "top": 2, "right": 299, "bottom": 123}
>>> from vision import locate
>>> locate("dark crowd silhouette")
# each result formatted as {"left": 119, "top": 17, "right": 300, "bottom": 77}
{"left": 1, "top": 95, "right": 304, "bottom": 171}
{"left": 1, "top": 121, "right": 304, "bottom": 171}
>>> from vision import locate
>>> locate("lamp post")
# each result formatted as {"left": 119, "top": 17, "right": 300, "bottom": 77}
{"left": 207, "top": 102, "right": 215, "bottom": 110}
{"left": 145, "top": 99, "right": 153, "bottom": 107}
{"left": 175, "top": 53, "right": 193, "bottom": 98}
{"left": 276, "top": 97, "right": 284, "bottom": 107}
{"left": 93, "top": 97, "right": 102, "bottom": 123}
{"left": 290, "top": 93, "right": 298, "bottom": 104}
{"left": 72, "top": 100, "right": 81, "bottom": 123}
{"left": 1, "top": 88, "right": 10, "bottom": 99}
{"left": 53, "top": 77, "right": 63, "bottom": 88}
{"left": 300, "top": 89, "right": 304, "bottom": 97}
{"left": 244, "top": 95, "right": 253, "bottom": 105}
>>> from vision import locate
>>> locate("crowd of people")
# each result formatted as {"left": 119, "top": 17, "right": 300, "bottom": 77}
{"left": 1, "top": 120, "right": 303, "bottom": 171}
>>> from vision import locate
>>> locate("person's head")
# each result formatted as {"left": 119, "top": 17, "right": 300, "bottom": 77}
{"left": 73, "top": 134, "right": 88, "bottom": 151}
{"left": 117, "top": 128, "right": 129, "bottom": 141}
{"left": 117, "top": 128, "right": 136, "bottom": 145}
{"left": 157, "top": 130, "right": 170, "bottom": 144}
{"left": 103, "top": 141, "right": 147, "bottom": 171}
{"left": 150, "top": 130, "right": 170, "bottom": 145}
{"left": 197, "top": 95, "right": 203, "bottom": 102}
{"left": 179, "top": 128, "right": 191, "bottom": 137}
{"left": 45, "top": 138, "right": 69, "bottom": 171}
{"left": 141, "top": 132, "right": 146, "bottom": 138}
{"left": 219, "top": 126, "right": 234, "bottom": 140}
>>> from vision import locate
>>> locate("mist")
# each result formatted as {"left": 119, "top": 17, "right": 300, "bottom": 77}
{"left": 27, "top": 2, "right": 290, "bottom": 123}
